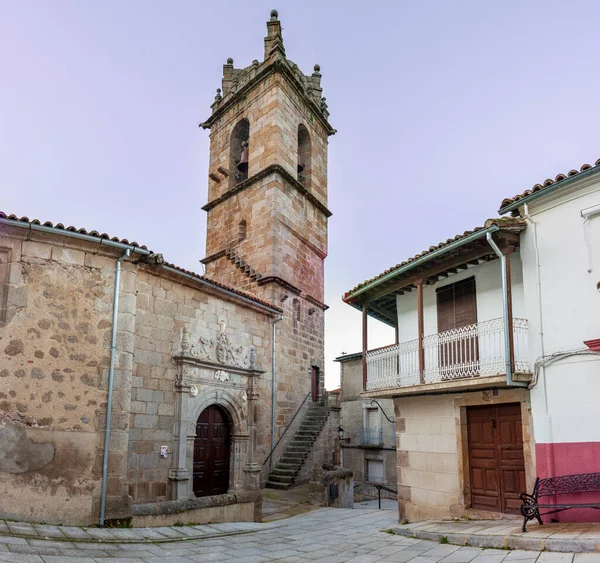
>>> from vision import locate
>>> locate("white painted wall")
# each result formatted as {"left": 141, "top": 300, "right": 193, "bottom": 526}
{"left": 396, "top": 251, "right": 526, "bottom": 341}
{"left": 519, "top": 176, "right": 600, "bottom": 444}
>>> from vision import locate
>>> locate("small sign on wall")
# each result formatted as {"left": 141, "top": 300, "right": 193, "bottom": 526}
{"left": 160, "top": 445, "right": 168, "bottom": 458}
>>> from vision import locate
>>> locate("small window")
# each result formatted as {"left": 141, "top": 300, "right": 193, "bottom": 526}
{"left": 292, "top": 298, "right": 301, "bottom": 328}
{"left": 297, "top": 124, "right": 311, "bottom": 184}
{"left": 238, "top": 220, "right": 247, "bottom": 242}
{"left": 366, "top": 459, "right": 384, "bottom": 483}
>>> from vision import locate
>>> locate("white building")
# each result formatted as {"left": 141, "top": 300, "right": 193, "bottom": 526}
{"left": 343, "top": 158, "right": 600, "bottom": 523}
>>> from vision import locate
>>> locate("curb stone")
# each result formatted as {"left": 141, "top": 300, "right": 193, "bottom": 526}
{"left": 389, "top": 527, "right": 600, "bottom": 553}
{"left": 0, "top": 524, "right": 283, "bottom": 545}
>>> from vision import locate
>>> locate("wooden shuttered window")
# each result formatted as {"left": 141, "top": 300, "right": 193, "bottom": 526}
{"left": 436, "top": 277, "right": 477, "bottom": 332}
{"left": 436, "top": 277, "right": 479, "bottom": 378}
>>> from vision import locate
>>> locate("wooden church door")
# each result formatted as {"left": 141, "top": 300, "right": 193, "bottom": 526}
{"left": 193, "top": 405, "right": 231, "bottom": 497}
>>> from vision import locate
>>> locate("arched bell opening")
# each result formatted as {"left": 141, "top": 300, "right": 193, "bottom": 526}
{"left": 193, "top": 405, "right": 232, "bottom": 497}
{"left": 230, "top": 119, "right": 250, "bottom": 187}
{"left": 297, "top": 124, "right": 311, "bottom": 185}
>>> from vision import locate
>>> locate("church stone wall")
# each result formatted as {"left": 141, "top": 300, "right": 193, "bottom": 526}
{"left": 127, "top": 267, "right": 273, "bottom": 504}
{"left": 0, "top": 229, "right": 279, "bottom": 524}
{"left": 0, "top": 229, "right": 118, "bottom": 524}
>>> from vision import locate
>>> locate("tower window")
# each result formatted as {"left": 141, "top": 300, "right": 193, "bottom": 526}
{"left": 230, "top": 118, "right": 250, "bottom": 187}
{"left": 293, "top": 298, "right": 301, "bottom": 328}
{"left": 297, "top": 124, "right": 311, "bottom": 184}
{"left": 238, "top": 220, "right": 247, "bottom": 242}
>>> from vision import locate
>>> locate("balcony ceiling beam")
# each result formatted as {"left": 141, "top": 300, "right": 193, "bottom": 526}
{"left": 363, "top": 243, "right": 498, "bottom": 303}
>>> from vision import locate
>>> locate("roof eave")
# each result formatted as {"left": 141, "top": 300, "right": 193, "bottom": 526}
{"left": 344, "top": 224, "right": 501, "bottom": 304}
{"left": 499, "top": 164, "right": 600, "bottom": 215}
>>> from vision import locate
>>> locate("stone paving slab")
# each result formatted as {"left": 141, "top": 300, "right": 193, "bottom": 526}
{"left": 392, "top": 519, "right": 600, "bottom": 553}
{"left": 1, "top": 509, "right": 600, "bottom": 560}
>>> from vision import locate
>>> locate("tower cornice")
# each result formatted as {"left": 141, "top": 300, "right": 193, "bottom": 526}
{"left": 200, "top": 58, "right": 336, "bottom": 137}
{"left": 201, "top": 163, "right": 333, "bottom": 218}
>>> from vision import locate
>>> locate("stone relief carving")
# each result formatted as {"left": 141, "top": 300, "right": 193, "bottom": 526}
{"left": 189, "top": 385, "right": 198, "bottom": 397}
{"left": 179, "top": 325, "right": 257, "bottom": 370}
{"left": 214, "top": 370, "right": 229, "bottom": 382}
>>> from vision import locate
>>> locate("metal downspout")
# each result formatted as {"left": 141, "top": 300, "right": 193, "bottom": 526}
{"left": 99, "top": 248, "right": 131, "bottom": 527}
{"left": 486, "top": 233, "right": 528, "bottom": 388}
{"left": 270, "top": 315, "right": 283, "bottom": 473}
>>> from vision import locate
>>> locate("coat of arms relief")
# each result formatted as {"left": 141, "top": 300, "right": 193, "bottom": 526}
{"left": 179, "top": 321, "right": 257, "bottom": 371}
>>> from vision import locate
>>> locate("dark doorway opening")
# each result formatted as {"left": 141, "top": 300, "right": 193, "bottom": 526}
{"left": 311, "top": 366, "right": 320, "bottom": 402}
{"left": 193, "top": 405, "right": 231, "bottom": 497}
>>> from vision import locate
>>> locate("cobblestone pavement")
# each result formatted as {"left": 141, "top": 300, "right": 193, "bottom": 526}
{"left": 0, "top": 508, "right": 598, "bottom": 562}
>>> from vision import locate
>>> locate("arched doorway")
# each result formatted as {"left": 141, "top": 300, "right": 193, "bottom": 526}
{"left": 193, "top": 405, "right": 231, "bottom": 497}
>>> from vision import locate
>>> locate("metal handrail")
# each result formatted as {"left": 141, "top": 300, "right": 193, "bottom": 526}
{"left": 262, "top": 392, "right": 311, "bottom": 466}
{"left": 374, "top": 483, "right": 398, "bottom": 509}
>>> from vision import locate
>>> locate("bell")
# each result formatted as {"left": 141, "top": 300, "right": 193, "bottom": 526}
{"left": 297, "top": 162, "right": 305, "bottom": 174}
{"left": 237, "top": 141, "right": 249, "bottom": 174}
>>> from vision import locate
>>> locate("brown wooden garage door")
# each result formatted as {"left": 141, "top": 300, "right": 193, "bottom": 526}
{"left": 467, "top": 403, "right": 526, "bottom": 513}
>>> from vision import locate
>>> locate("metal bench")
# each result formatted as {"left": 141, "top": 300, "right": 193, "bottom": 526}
{"left": 520, "top": 472, "right": 600, "bottom": 532}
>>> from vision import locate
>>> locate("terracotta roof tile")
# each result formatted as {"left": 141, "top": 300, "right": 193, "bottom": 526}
{"left": 343, "top": 217, "right": 525, "bottom": 300}
{"left": 0, "top": 212, "right": 149, "bottom": 249}
{"left": 499, "top": 158, "right": 600, "bottom": 212}
{"left": 0, "top": 211, "right": 281, "bottom": 313}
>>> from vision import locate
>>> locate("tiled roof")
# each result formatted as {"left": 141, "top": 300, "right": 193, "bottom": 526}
{"left": 0, "top": 211, "right": 282, "bottom": 313}
{"left": 343, "top": 217, "right": 525, "bottom": 300}
{"left": 499, "top": 158, "right": 600, "bottom": 213}
{"left": 163, "top": 262, "right": 283, "bottom": 312}
{"left": 0, "top": 212, "right": 150, "bottom": 249}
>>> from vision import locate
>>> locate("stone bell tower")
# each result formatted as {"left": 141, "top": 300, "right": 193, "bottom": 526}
{"left": 200, "top": 10, "right": 334, "bottom": 465}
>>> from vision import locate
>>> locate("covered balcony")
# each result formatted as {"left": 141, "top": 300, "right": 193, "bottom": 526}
{"left": 366, "top": 317, "right": 530, "bottom": 394}
{"left": 343, "top": 218, "right": 532, "bottom": 397}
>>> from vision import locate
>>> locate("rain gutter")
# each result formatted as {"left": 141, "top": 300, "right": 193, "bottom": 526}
{"left": 485, "top": 233, "right": 528, "bottom": 388}
{"left": 99, "top": 248, "right": 130, "bottom": 527}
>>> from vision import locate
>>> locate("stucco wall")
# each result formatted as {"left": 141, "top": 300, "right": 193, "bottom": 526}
{"left": 519, "top": 178, "right": 600, "bottom": 499}
{"left": 396, "top": 251, "right": 526, "bottom": 343}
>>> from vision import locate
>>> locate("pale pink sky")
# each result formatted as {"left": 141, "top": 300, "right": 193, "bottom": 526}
{"left": 2, "top": 1, "right": 600, "bottom": 387}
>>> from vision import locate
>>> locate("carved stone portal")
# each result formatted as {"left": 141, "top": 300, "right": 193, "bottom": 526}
{"left": 179, "top": 326, "right": 257, "bottom": 371}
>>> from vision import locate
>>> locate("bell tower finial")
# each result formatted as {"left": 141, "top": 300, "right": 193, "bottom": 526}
{"left": 264, "top": 9, "right": 285, "bottom": 60}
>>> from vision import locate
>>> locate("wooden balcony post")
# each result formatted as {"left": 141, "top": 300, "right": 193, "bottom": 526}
{"left": 417, "top": 281, "right": 425, "bottom": 384}
{"left": 505, "top": 254, "right": 515, "bottom": 373}
{"left": 362, "top": 304, "right": 368, "bottom": 391}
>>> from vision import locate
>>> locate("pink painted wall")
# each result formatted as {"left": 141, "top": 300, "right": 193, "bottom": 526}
{"left": 535, "top": 442, "right": 600, "bottom": 523}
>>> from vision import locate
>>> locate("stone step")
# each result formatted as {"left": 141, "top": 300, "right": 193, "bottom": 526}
{"left": 265, "top": 481, "right": 290, "bottom": 490}
{"left": 270, "top": 468, "right": 296, "bottom": 477}
{"left": 281, "top": 451, "right": 307, "bottom": 459}
{"left": 286, "top": 443, "right": 312, "bottom": 452}
{"left": 268, "top": 474, "right": 295, "bottom": 484}
{"left": 276, "top": 462, "right": 302, "bottom": 470}
{"left": 279, "top": 457, "right": 305, "bottom": 466}
{"left": 292, "top": 435, "right": 316, "bottom": 442}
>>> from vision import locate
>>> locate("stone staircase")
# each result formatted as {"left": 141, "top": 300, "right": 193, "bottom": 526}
{"left": 266, "top": 403, "right": 330, "bottom": 490}
{"left": 225, "top": 247, "right": 262, "bottom": 281}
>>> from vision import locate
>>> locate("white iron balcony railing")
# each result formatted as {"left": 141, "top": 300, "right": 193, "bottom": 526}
{"left": 366, "top": 317, "right": 529, "bottom": 392}
{"left": 358, "top": 426, "right": 383, "bottom": 446}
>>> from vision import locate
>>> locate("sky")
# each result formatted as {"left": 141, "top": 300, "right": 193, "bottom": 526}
{"left": 2, "top": 1, "right": 600, "bottom": 389}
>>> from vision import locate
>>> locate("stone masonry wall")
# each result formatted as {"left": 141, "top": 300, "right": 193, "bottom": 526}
{"left": 127, "top": 267, "right": 273, "bottom": 504}
{"left": 0, "top": 227, "right": 126, "bottom": 524}
{"left": 205, "top": 73, "right": 329, "bottom": 208}
{"left": 394, "top": 388, "right": 534, "bottom": 522}
{"left": 0, "top": 227, "right": 280, "bottom": 524}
